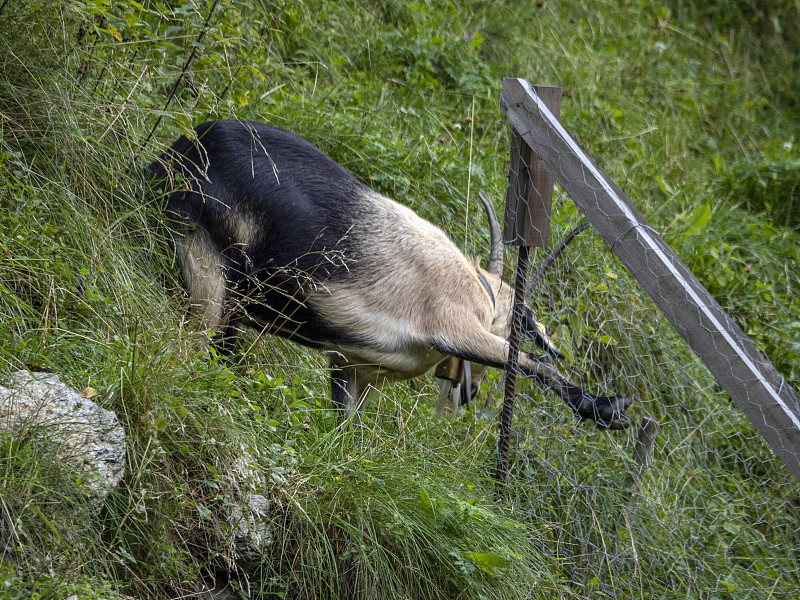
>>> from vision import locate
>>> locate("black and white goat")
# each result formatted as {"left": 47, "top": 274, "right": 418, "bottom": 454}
{"left": 148, "top": 120, "right": 631, "bottom": 429}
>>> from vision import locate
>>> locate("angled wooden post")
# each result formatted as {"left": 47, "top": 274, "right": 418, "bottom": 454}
{"left": 495, "top": 84, "right": 562, "bottom": 498}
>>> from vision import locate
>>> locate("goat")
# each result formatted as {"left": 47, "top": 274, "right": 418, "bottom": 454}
{"left": 148, "top": 120, "right": 632, "bottom": 429}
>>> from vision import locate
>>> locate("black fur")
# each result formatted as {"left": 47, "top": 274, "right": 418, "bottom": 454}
{"left": 148, "top": 120, "right": 372, "bottom": 350}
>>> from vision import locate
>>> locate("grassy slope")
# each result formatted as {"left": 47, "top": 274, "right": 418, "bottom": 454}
{"left": 0, "top": 0, "right": 798, "bottom": 598}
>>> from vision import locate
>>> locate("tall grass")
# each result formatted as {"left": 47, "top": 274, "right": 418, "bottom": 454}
{"left": 0, "top": 0, "right": 798, "bottom": 598}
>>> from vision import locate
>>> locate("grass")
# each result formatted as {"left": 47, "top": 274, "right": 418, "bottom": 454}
{"left": 0, "top": 0, "right": 799, "bottom": 598}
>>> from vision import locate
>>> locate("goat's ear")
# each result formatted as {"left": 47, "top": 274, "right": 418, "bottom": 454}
{"left": 471, "top": 256, "right": 482, "bottom": 270}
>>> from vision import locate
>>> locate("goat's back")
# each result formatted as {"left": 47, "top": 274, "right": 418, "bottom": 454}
{"left": 149, "top": 120, "right": 377, "bottom": 280}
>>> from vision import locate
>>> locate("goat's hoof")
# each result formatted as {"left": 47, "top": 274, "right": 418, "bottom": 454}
{"left": 577, "top": 395, "right": 633, "bottom": 430}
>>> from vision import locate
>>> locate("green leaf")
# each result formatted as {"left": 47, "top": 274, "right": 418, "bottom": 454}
{"left": 553, "top": 324, "right": 574, "bottom": 362}
{"left": 463, "top": 552, "right": 510, "bottom": 577}
{"left": 723, "top": 521, "right": 741, "bottom": 535}
{"left": 419, "top": 488, "right": 435, "bottom": 519}
{"left": 656, "top": 175, "right": 675, "bottom": 196}
{"left": 470, "top": 32, "right": 484, "bottom": 51}
{"left": 675, "top": 203, "right": 711, "bottom": 242}
{"left": 249, "top": 65, "right": 265, "bottom": 81}
{"left": 599, "top": 335, "right": 618, "bottom": 346}
{"left": 106, "top": 25, "right": 122, "bottom": 42}
{"left": 713, "top": 154, "right": 724, "bottom": 175}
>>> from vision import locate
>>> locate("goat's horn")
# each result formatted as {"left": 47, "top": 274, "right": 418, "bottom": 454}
{"left": 479, "top": 191, "right": 503, "bottom": 275}
{"left": 525, "top": 222, "right": 590, "bottom": 297}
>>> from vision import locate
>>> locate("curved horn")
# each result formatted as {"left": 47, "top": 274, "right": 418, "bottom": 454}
{"left": 525, "top": 222, "right": 590, "bottom": 297}
{"left": 478, "top": 191, "right": 503, "bottom": 275}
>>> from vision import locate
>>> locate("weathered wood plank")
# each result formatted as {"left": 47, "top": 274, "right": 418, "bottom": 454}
{"left": 503, "top": 85, "right": 562, "bottom": 247}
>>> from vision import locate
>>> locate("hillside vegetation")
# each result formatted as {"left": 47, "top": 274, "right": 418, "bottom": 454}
{"left": 0, "top": 0, "right": 799, "bottom": 598}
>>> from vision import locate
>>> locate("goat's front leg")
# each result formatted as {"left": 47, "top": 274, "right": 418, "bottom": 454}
{"left": 329, "top": 357, "right": 370, "bottom": 424}
{"left": 519, "top": 353, "right": 632, "bottom": 429}
{"left": 430, "top": 326, "right": 632, "bottom": 430}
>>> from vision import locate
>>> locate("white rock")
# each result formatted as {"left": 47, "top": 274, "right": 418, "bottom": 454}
{"left": 227, "top": 492, "right": 272, "bottom": 553}
{"left": 222, "top": 454, "right": 273, "bottom": 562}
{"left": 0, "top": 370, "right": 126, "bottom": 507}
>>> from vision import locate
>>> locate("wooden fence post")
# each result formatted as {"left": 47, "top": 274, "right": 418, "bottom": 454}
{"left": 495, "top": 85, "right": 562, "bottom": 499}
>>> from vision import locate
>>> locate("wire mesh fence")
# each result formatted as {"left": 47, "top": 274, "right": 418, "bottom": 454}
{"left": 500, "top": 79, "right": 800, "bottom": 598}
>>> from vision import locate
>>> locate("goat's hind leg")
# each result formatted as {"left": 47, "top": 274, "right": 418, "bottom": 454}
{"left": 175, "top": 229, "right": 238, "bottom": 352}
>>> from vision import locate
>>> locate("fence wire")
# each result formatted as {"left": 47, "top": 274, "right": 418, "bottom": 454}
{"left": 509, "top": 215, "right": 799, "bottom": 599}
{"left": 501, "top": 80, "right": 800, "bottom": 599}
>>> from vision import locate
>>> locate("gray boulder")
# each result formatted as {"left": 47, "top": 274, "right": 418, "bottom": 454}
{"left": 220, "top": 454, "right": 274, "bottom": 566}
{"left": 0, "top": 370, "right": 126, "bottom": 507}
